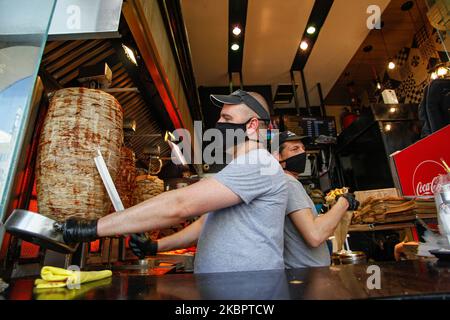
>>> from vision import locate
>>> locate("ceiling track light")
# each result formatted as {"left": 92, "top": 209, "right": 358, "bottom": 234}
{"left": 231, "top": 43, "right": 240, "bottom": 51}
{"left": 388, "top": 61, "right": 396, "bottom": 70}
{"left": 430, "top": 64, "right": 450, "bottom": 79}
{"left": 306, "top": 26, "right": 316, "bottom": 35}
{"left": 300, "top": 41, "right": 309, "bottom": 51}
{"left": 232, "top": 26, "right": 242, "bottom": 36}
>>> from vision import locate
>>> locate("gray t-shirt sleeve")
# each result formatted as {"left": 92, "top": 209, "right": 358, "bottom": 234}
{"left": 213, "top": 161, "right": 273, "bottom": 205}
{"left": 286, "top": 178, "right": 313, "bottom": 215}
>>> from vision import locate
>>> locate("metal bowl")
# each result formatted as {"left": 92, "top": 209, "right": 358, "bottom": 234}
{"left": 4, "top": 209, "right": 78, "bottom": 254}
{"left": 338, "top": 251, "right": 367, "bottom": 265}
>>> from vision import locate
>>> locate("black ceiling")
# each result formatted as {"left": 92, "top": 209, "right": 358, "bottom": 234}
{"left": 291, "top": 0, "right": 334, "bottom": 71}
{"left": 228, "top": 0, "right": 248, "bottom": 74}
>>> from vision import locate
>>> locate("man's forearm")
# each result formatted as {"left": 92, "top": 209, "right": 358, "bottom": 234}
{"left": 97, "top": 189, "right": 186, "bottom": 237}
{"left": 313, "top": 198, "right": 349, "bottom": 243}
{"left": 96, "top": 177, "right": 241, "bottom": 238}
{"left": 157, "top": 216, "right": 206, "bottom": 252}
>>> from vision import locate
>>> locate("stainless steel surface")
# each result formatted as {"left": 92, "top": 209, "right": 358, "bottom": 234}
{"left": 111, "top": 254, "right": 193, "bottom": 272}
{"left": 4, "top": 209, "right": 78, "bottom": 254}
{"left": 158, "top": 253, "right": 194, "bottom": 272}
{"left": 339, "top": 251, "right": 367, "bottom": 265}
{"left": 138, "top": 259, "right": 149, "bottom": 266}
{"left": 112, "top": 259, "right": 158, "bottom": 270}
{"left": 111, "top": 258, "right": 180, "bottom": 273}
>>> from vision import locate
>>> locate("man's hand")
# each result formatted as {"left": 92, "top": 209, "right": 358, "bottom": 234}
{"left": 129, "top": 233, "right": 158, "bottom": 259}
{"left": 336, "top": 193, "right": 359, "bottom": 211}
{"left": 60, "top": 219, "right": 99, "bottom": 244}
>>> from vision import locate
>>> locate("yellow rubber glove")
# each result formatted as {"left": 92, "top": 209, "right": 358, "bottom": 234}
{"left": 35, "top": 266, "right": 112, "bottom": 289}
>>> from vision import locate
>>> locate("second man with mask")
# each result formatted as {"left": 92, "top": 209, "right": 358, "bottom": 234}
{"left": 272, "top": 131, "right": 359, "bottom": 268}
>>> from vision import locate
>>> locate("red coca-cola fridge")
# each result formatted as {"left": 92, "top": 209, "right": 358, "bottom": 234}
{"left": 390, "top": 125, "right": 450, "bottom": 197}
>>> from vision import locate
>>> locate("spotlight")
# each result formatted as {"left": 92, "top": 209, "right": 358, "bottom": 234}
{"left": 385, "top": 124, "right": 392, "bottom": 131}
{"left": 389, "top": 107, "right": 397, "bottom": 113}
{"left": 437, "top": 66, "right": 448, "bottom": 77}
{"left": 300, "top": 41, "right": 309, "bottom": 51}
{"left": 306, "top": 26, "right": 316, "bottom": 35}
{"left": 164, "top": 131, "right": 176, "bottom": 142}
{"left": 232, "top": 26, "right": 242, "bottom": 36}
{"left": 122, "top": 44, "right": 138, "bottom": 66}
{"left": 231, "top": 43, "right": 240, "bottom": 51}
{"left": 388, "top": 61, "right": 396, "bottom": 70}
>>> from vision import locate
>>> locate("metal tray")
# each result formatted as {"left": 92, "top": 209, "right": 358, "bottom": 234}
{"left": 4, "top": 209, "right": 78, "bottom": 254}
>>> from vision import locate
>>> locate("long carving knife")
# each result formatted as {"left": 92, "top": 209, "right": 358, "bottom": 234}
{"left": 94, "top": 149, "right": 125, "bottom": 212}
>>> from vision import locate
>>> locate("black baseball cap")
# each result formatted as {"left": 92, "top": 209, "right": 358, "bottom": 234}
{"left": 272, "top": 131, "right": 307, "bottom": 152}
{"left": 210, "top": 89, "right": 270, "bottom": 121}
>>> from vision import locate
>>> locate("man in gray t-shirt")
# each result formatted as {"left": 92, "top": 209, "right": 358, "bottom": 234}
{"left": 284, "top": 174, "right": 330, "bottom": 267}
{"left": 272, "top": 131, "right": 359, "bottom": 268}
{"left": 195, "top": 148, "right": 287, "bottom": 273}
{"left": 60, "top": 90, "right": 288, "bottom": 274}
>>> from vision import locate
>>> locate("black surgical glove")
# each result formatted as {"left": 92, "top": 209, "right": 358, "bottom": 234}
{"left": 129, "top": 233, "right": 158, "bottom": 259}
{"left": 59, "top": 219, "right": 99, "bottom": 244}
{"left": 337, "top": 193, "right": 360, "bottom": 211}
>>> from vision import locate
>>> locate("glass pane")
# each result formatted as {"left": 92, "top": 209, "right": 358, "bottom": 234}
{"left": 0, "top": 0, "right": 56, "bottom": 222}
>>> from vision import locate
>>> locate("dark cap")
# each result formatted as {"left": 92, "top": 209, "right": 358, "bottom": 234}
{"left": 210, "top": 89, "right": 270, "bottom": 121}
{"left": 272, "top": 131, "right": 307, "bottom": 152}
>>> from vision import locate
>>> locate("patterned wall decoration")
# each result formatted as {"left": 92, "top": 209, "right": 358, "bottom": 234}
{"left": 383, "top": 24, "right": 449, "bottom": 105}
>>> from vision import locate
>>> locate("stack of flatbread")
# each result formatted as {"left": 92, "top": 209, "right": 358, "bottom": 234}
{"left": 351, "top": 196, "right": 437, "bottom": 225}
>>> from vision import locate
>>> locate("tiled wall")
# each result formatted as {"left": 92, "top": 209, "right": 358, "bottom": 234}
{"left": 383, "top": 24, "right": 450, "bottom": 104}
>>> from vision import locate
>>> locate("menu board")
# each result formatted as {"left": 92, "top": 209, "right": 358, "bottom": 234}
{"left": 299, "top": 117, "right": 337, "bottom": 138}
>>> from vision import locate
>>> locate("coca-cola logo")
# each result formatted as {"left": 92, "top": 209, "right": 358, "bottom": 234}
{"left": 416, "top": 177, "right": 440, "bottom": 196}
{"left": 412, "top": 160, "right": 446, "bottom": 196}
